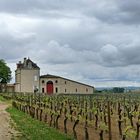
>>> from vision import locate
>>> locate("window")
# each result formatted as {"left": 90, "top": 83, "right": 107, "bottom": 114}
{"left": 65, "top": 89, "right": 67, "bottom": 93}
{"left": 76, "top": 88, "right": 77, "bottom": 92}
{"left": 65, "top": 81, "right": 67, "bottom": 84}
{"left": 28, "top": 62, "right": 32, "bottom": 69}
{"left": 56, "top": 87, "right": 58, "bottom": 93}
{"left": 86, "top": 88, "right": 88, "bottom": 92}
{"left": 55, "top": 80, "right": 58, "bottom": 83}
{"left": 42, "top": 80, "right": 45, "bottom": 84}
{"left": 42, "top": 88, "right": 44, "bottom": 93}
{"left": 34, "top": 75, "right": 37, "bottom": 81}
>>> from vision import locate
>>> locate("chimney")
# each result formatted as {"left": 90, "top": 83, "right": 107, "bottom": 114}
{"left": 23, "top": 57, "right": 27, "bottom": 67}
{"left": 17, "top": 61, "right": 22, "bottom": 68}
{"left": 24, "top": 57, "right": 26, "bottom": 61}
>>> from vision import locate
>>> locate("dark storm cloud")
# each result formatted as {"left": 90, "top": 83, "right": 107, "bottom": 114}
{"left": 83, "top": 0, "right": 140, "bottom": 24}
{"left": 1, "top": 0, "right": 140, "bottom": 25}
{"left": 118, "top": 0, "right": 140, "bottom": 14}
{"left": 116, "top": 0, "right": 140, "bottom": 24}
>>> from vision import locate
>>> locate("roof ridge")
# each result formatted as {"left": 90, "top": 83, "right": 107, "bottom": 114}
{"left": 40, "top": 74, "right": 94, "bottom": 88}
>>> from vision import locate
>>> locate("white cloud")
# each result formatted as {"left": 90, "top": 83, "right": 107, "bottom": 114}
{"left": 1, "top": 0, "right": 140, "bottom": 87}
{"left": 100, "top": 44, "right": 119, "bottom": 60}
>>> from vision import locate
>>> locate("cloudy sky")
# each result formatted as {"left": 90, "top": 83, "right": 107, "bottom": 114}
{"left": 1, "top": 0, "right": 140, "bottom": 87}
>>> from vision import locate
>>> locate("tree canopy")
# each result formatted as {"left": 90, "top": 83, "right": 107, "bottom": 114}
{"left": 112, "top": 87, "right": 125, "bottom": 93}
{"left": 0, "top": 59, "right": 12, "bottom": 83}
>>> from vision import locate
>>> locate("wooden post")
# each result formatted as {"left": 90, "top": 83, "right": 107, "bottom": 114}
{"left": 108, "top": 101, "right": 112, "bottom": 140}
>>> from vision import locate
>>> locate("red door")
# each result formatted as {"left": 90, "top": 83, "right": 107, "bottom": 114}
{"left": 46, "top": 81, "right": 53, "bottom": 95}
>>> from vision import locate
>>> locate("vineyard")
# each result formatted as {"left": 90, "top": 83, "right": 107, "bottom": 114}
{"left": 1, "top": 92, "right": 140, "bottom": 140}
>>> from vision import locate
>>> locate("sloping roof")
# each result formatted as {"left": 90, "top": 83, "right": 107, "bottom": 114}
{"left": 17, "top": 58, "right": 40, "bottom": 69}
{"left": 40, "top": 74, "right": 60, "bottom": 78}
{"left": 40, "top": 74, "right": 94, "bottom": 88}
{"left": 26, "top": 59, "right": 40, "bottom": 69}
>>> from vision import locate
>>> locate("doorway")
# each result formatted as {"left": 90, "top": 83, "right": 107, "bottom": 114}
{"left": 46, "top": 81, "right": 53, "bottom": 95}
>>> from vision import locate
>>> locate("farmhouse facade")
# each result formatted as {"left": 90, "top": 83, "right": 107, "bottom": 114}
{"left": 15, "top": 58, "right": 40, "bottom": 93}
{"left": 15, "top": 58, "right": 94, "bottom": 94}
{"left": 40, "top": 74, "right": 94, "bottom": 94}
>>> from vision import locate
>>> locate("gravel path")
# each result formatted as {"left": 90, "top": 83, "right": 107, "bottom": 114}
{"left": 0, "top": 102, "right": 19, "bottom": 140}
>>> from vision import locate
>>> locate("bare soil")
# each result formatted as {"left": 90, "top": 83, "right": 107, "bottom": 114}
{"left": 44, "top": 113, "right": 133, "bottom": 140}
{"left": 0, "top": 102, "right": 20, "bottom": 140}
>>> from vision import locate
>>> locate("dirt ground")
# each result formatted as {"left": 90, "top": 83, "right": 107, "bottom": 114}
{"left": 0, "top": 102, "right": 20, "bottom": 140}
{"left": 45, "top": 113, "right": 133, "bottom": 140}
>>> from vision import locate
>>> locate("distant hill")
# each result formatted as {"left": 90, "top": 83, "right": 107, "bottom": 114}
{"left": 96, "top": 86, "right": 140, "bottom": 91}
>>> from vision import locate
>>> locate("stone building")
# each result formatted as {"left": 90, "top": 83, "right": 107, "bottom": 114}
{"left": 6, "top": 84, "right": 15, "bottom": 92}
{"left": 40, "top": 74, "right": 94, "bottom": 94}
{"left": 15, "top": 58, "right": 94, "bottom": 94}
{"left": 15, "top": 58, "right": 40, "bottom": 93}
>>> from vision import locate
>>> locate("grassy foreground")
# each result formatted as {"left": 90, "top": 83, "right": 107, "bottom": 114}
{"left": 0, "top": 95, "right": 7, "bottom": 102}
{"left": 6, "top": 107, "right": 73, "bottom": 140}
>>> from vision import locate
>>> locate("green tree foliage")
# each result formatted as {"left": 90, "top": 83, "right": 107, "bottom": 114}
{"left": 0, "top": 59, "right": 12, "bottom": 83}
{"left": 113, "top": 87, "right": 125, "bottom": 93}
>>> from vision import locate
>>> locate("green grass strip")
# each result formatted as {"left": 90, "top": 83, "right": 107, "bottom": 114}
{"left": 7, "top": 107, "right": 73, "bottom": 140}
{"left": 0, "top": 95, "right": 7, "bottom": 102}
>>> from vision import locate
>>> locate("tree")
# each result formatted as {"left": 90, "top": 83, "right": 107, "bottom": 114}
{"left": 113, "top": 87, "right": 125, "bottom": 93}
{"left": 0, "top": 59, "right": 12, "bottom": 83}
